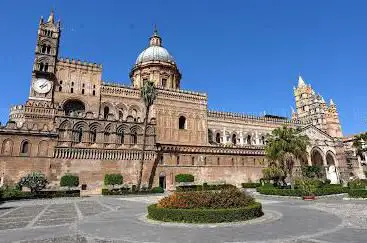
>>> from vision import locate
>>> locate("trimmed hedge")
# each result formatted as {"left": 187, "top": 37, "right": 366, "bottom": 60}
{"left": 348, "top": 179, "right": 367, "bottom": 189}
{"left": 104, "top": 174, "right": 123, "bottom": 185}
{"left": 60, "top": 174, "right": 79, "bottom": 187}
{"left": 348, "top": 189, "right": 367, "bottom": 198}
{"left": 175, "top": 174, "right": 194, "bottom": 183}
{"left": 242, "top": 183, "right": 261, "bottom": 188}
{"left": 102, "top": 187, "right": 164, "bottom": 195}
{"left": 257, "top": 186, "right": 349, "bottom": 197}
{"left": 147, "top": 202, "right": 263, "bottom": 223}
{"left": 176, "top": 184, "right": 235, "bottom": 192}
{"left": 0, "top": 189, "right": 80, "bottom": 201}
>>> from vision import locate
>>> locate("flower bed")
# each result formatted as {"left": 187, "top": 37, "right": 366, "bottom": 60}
{"left": 147, "top": 202, "right": 263, "bottom": 223}
{"left": 348, "top": 189, "right": 367, "bottom": 198}
{"left": 148, "top": 188, "right": 263, "bottom": 223}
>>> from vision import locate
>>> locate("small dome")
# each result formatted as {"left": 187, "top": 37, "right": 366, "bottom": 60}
{"left": 135, "top": 45, "right": 175, "bottom": 65}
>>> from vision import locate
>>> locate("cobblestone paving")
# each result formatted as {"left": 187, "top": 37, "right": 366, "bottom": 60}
{"left": 0, "top": 195, "right": 365, "bottom": 243}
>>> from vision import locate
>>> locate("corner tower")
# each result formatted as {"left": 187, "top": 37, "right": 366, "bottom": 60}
{"left": 130, "top": 28, "right": 181, "bottom": 89}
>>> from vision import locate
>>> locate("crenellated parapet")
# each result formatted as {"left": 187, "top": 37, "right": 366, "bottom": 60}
{"left": 101, "top": 83, "right": 140, "bottom": 98}
{"left": 157, "top": 88, "right": 207, "bottom": 105}
{"left": 208, "top": 110, "right": 301, "bottom": 125}
{"left": 57, "top": 57, "right": 102, "bottom": 71}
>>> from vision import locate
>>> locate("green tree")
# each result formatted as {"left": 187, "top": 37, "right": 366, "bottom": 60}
{"left": 265, "top": 126, "right": 310, "bottom": 189}
{"left": 18, "top": 172, "right": 48, "bottom": 193}
{"left": 137, "top": 81, "right": 157, "bottom": 190}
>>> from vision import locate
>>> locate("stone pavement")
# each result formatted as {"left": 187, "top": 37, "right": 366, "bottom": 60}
{"left": 0, "top": 194, "right": 365, "bottom": 243}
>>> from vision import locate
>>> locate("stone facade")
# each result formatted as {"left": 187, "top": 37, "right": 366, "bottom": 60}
{"left": 0, "top": 11, "right": 364, "bottom": 193}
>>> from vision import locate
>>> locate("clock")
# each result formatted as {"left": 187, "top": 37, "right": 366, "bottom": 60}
{"left": 33, "top": 78, "right": 52, "bottom": 94}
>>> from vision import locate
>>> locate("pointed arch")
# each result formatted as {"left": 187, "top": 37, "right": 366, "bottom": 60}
{"left": 20, "top": 140, "right": 31, "bottom": 156}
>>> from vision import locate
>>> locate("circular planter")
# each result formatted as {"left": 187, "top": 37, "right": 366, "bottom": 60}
{"left": 147, "top": 202, "right": 263, "bottom": 223}
{"left": 302, "top": 195, "right": 316, "bottom": 201}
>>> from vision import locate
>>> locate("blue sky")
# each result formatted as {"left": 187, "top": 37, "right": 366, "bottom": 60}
{"left": 0, "top": 0, "right": 366, "bottom": 135}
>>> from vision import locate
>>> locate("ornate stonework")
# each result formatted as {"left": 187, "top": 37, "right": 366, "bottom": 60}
{"left": 0, "top": 11, "right": 363, "bottom": 193}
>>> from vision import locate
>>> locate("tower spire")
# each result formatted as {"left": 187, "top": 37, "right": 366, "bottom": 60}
{"left": 298, "top": 75, "right": 306, "bottom": 87}
{"left": 47, "top": 10, "right": 54, "bottom": 23}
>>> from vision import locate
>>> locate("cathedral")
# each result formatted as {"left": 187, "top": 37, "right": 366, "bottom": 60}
{"left": 0, "top": 11, "right": 364, "bottom": 194}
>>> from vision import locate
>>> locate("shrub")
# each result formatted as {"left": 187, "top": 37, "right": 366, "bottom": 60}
{"left": 175, "top": 174, "right": 194, "bottom": 183}
{"left": 348, "top": 179, "right": 367, "bottom": 189}
{"left": 0, "top": 188, "right": 80, "bottom": 201}
{"left": 151, "top": 187, "right": 164, "bottom": 193}
{"left": 296, "top": 178, "right": 320, "bottom": 196}
{"left": 257, "top": 186, "right": 348, "bottom": 197}
{"left": 104, "top": 174, "right": 123, "bottom": 186}
{"left": 147, "top": 202, "right": 263, "bottom": 223}
{"left": 302, "top": 165, "right": 323, "bottom": 179}
{"left": 158, "top": 188, "right": 254, "bottom": 209}
{"left": 60, "top": 174, "right": 79, "bottom": 188}
{"left": 262, "top": 166, "right": 284, "bottom": 184}
{"left": 348, "top": 189, "right": 367, "bottom": 198}
{"left": 176, "top": 184, "right": 235, "bottom": 192}
{"left": 241, "top": 183, "right": 261, "bottom": 188}
{"left": 18, "top": 172, "right": 48, "bottom": 193}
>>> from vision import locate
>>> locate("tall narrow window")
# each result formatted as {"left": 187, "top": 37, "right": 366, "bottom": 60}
{"left": 204, "top": 157, "right": 207, "bottom": 165}
{"left": 217, "top": 157, "right": 220, "bottom": 165}
{"left": 247, "top": 135, "right": 251, "bottom": 145}
{"left": 215, "top": 133, "right": 221, "bottom": 143}
{"left": 39, "top": 63, "right": 44, "bottom": 71}
{"left": 90, "top": 130, "right": 97, "bottom": 143}
{"left": 20, "top": 141, "right": 29, "bottom": 154}
{"left": 118, "top": 132, "right": 124, "bottom": 144}
{"left": 74, "top": 128, "right": 83, "bottom": 143}
{"left": 44, "top": 63, "right": 48, "bottom": 72}
{"left": 41, "top": 45, "right": 46, "bottom": 53}
{"left": 161, "top": 78, "right": 167, "bottom": 88}
{"left": 176, "top": 155, "right": 180, "bottom": 165}
{"left": 104, "top": 107, "right": 109, "bottom": 119}
{"left": 46, "top": 46, "right": 51, "bottom": 54}
{"left": 179, "top": 116, "right": 186, "bottom": 130}
{"left": 232, "top": 134, "right": 237, "bottom": 145}
{"left": 131, "top": 132, "right": 138, "bottom": 145}
{"left": 191, "top": 156, "right": 195, "bottom": 166}
{"left": 119, "top": 111, "right": 123, "bottom": 120}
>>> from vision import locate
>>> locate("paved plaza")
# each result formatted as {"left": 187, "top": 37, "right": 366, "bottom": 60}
{"left": 0, "top": 194, "right": 366, "bottom": 243}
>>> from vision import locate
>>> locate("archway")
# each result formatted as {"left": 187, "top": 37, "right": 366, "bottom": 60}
{"left": 326, "top": 152, "right": 335, "bottom": 166}
{"left": 159, "top": 172, "right": 166, "bottom": 189}
{"left": 311, "top": 148, "right": 324, "bottom": 167}
{"left": 63, "top": 100, "right": 85, "bottom": 115}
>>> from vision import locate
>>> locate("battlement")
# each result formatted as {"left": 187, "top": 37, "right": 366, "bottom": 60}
{"left": 57, "top": 57, "right": 103, "bottom": 70}
{"left": 208, "top": 110, "right": 302, "bottom": 125}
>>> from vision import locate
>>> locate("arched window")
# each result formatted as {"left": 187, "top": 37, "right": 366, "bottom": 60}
{"left": 217, "top": 157, "right": 220, "bottom": 165}
{"left": 179, "top": 116, "right": 186, "bottom": 130}
{"left": 117, "top": 131, "right": 124, "bottom": 144}
{"left": 191, "top": 156, "right": 195, "bottom": 165}
{"left": 261, "top": 136, "right": 265, "bottom": 145}
{"left": 215, "top": 133, "right": 221, "bottom": 143}
{"left": 39, "top": 63, "right": 44, "bottom": 71}
{"left": 232, "top": 134, "right": 237, "bottom": 145}
{"left": 119, "top": 111, "right": 123, "bottom": 120}
{"left": 41, "top": 45, "right": 46, "bottom": 53}
{"left": 176, "top": 155, "right": 180, "bottom": 165}
{"left": 204, "top": 157, "right": 207, "bottom": 165}
{"left": 64, "top": 100, "right": 85, "bottom": 115}
{"left": 131, "top": 131, "right": 138, "bottom": 145}
{"left": 90, "top": 129, "right": 97, "bottom": 143}
{"left": 44, "top": 63, "right": 49, "bottom": 72}
{"left": 247, "top": 135, "right": 252, "bottom": 145}
{"left": 20, "top": 141, "right": 29, "bottom": 154}
{"left": 73, "top": 128, "right": 83, "bottom": 143}
{"left": 104, "top": 107, "right": 109, "bottom": 119}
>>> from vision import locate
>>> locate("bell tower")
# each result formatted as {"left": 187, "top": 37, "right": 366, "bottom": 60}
{"left": 29, "top": 10, "right": 61, "bottom": 101}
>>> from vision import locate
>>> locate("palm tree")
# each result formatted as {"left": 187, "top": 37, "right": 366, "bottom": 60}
{"left": 137, "top": 81, "right": 157, "bottom": 190}
{"left": 352, "top": 132, "right": 367, "bottom": 159}
{"left": 265, "top": 126, "right": 310, "bottom": 189}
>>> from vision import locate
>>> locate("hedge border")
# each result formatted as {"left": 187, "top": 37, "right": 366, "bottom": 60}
{"left": 257, "top": 186, "right": 349, "bottom": 197}
{"left": 147, "top": 202, "right": 263, "bottom": 223}
{"left": 102, "top": 187, "right": 164, "bottom": 195}
{"left": 241, "top": 183, "right": 261, "bottom": 188}
{"left": 348, "top": 189, "right": 367, "bottom": 198}
{"left": 0, "top": 190, "right": 80, "bottom": 202}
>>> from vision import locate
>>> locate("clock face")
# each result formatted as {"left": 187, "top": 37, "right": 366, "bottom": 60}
{"left": 33, "top": 78, "right": 52, "bottom": 94}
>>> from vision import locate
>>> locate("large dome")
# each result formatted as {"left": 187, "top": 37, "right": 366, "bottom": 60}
{"left": 135, "top": 45, "right": 175, "bottom": 65}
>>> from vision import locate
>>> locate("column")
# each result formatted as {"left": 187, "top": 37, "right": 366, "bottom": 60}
{"left": 239, "top": 131, "right": 244, "bottom": 145}
{"left": 222, "top": 128, "right": 226, "bottom": 144}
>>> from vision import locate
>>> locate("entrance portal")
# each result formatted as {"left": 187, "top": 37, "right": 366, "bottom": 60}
{"left": 159, "top": 172, "right": 166, "bottom": 189}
